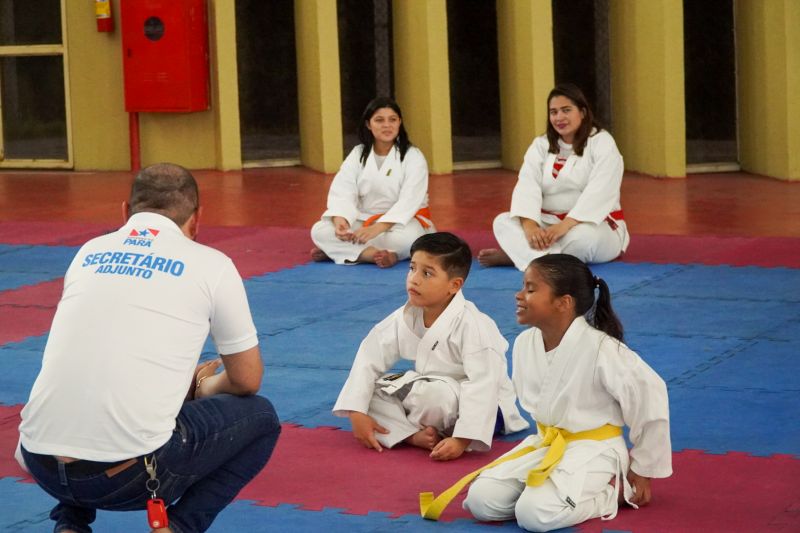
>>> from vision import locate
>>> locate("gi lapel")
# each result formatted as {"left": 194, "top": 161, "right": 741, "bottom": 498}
{"left": 536, "top": 317, "right": 589, "bottom": 425}
{"left": 415, "top": 291, "right": 466, "bottom": 374}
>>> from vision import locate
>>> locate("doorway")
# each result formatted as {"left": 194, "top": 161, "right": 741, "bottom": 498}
{"left": 447, "top": 0, "right": 501, "bottom": 167}
{"left": 684, "top": 0, "right": 738, "bottom": 170}
{"left": 0, "top": 0, "right": 71, "bottom": 168}
{"left": 236, "top": 0, "right": 300, "bottom": 167}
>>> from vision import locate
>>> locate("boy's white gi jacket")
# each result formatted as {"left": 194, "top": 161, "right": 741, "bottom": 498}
{"left": 333, "top": 291, "right": 529, "bottom": 451}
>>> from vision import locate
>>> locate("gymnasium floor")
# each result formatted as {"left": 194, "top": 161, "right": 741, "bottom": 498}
{"left": 1, "top": 167, "right": 799, "bottom": 532}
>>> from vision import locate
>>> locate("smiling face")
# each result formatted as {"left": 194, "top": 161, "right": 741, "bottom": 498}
{"left": 406, "top": 251, "right": 461, "bottom": 310}
{"left": 515, "top": 265, "right": 561, "bottom": 328}
{"left": 548, "top": 95, "right": 585, "bottom": 145}
{"left": 366, "top": 107, "right": 401, "bottom": 147}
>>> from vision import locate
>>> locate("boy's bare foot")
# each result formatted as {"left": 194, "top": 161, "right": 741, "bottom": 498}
{"left": 310, "top": 247, "right": 330, "bottom": 262}
{"left": 404, "top": 426, "right": 442, "bottom": 450}
{"left": 477, "top": 248, "right": 513, "bottom": 267}
{"left": 373, "top": 250, "right": 398, "bottom": 268}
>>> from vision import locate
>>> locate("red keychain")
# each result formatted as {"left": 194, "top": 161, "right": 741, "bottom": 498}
{"left": 144, "top": 455, "right": 169, "bottom": 529}
{"left": 147, "top": 498, "right": 169, "bottom": 529}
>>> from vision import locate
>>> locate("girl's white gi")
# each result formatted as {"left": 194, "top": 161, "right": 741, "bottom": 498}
{"left": 311, "top": 144, "right": 434, "bottom": 263}
{"left": 463, "top": 317, "right": 672, "bottom": 532}
{"left": 494, "top": 131, "right": 630, "bottom": 271}
{"left": 333, "top": 291, "right": 529, "bottom": 450}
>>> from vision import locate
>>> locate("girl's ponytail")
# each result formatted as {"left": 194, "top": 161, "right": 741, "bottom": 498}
{"left": 591, "top": 277, "right": 624, "bottom": 342}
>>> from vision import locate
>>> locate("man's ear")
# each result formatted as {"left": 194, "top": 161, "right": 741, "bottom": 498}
{"left": 183, "top": 206, "right": 202, "bottom": 240}
{"left": 121, "top": 201, "right": 131, "bottom": 224}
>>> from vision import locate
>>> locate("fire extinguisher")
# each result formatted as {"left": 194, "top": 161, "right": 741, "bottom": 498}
{"left": 96, "top": 0, "right": 114, "bottom": 32}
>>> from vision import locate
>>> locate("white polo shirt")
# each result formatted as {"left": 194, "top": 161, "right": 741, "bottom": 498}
{"left": 18, "top": 212, "right": 258, "bottom": 461}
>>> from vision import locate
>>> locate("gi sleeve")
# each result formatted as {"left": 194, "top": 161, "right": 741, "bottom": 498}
{"left": 509, "top": 136, "right": 549, "bottom": 224}
{"left": 209, "top": 258, "right": 258, "bottom": 355}
{"left": 332, "top": 311, "right": 403, "bottom": 416}
{"left": 597, "top": 339, "right": 673, "bottom": 479}
{"left": 378, "top": 147, "right": 429, "bottom": 226}
{"left": 566, "top": 131, "right": 624, "bottom": 224}
{"left": 450, "top": 319, "right": 507, "bottom": 451}
{"left": 321, "top": 146, "right": 364, "bottom": 226}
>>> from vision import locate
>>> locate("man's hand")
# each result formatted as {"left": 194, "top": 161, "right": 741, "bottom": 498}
{"left": 627, "top": 470, "right": 652, "bottom": 507}
{"left": 349, "top": 412, "right": 390, "bottom": 452}
{"left": 187, "top": 359, "right": 222, "bottom": 400}
{"left": 332, "top": 216, "right": 353, "bottom": 242}
{"left": 351, "top": 222, "right": 392, "bottom": 244}
{"left": 429, "top": 437, "right": 470, "bottom": 461}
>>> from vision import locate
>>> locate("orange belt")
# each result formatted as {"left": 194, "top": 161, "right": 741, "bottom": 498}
{"left": 363, "top": 207, "right": 433, "bottom": 229}
{"left": 542, "top": 209, "right": 624, "bottom": 230}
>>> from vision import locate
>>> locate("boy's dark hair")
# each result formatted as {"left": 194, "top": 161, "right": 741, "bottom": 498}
{"left": 129, "top": 163, "right": 199, "bottom": 226}
{"left": 530, "top": 254, "right": 624, "bottom": 342}
{"left": 410, "top": 232, "right": 472, "bottom": 280}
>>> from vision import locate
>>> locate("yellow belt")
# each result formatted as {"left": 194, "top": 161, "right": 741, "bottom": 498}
{"left": 419, "top": 423, "right": 622, "bottom": 521}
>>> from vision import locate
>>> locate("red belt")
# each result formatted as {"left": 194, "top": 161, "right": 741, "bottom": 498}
{"left": 363, "top": 207, "right": 433, "bottom": 229}
{"left": 541, "top": 209, "right": 624, "bottom": 230}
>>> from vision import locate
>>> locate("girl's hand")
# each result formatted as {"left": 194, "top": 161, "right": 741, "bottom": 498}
{"left": 541, "top": 217, "right": 578, "bottom": 245}
{"left": 352, "top": 222, "right": 391, "bottom": 244}
{"left": 627, "top": 470, "right": 652, "bottom": 506}
{"left": 332, "top": 217, "right": 353, "bottom": 241}
{"left": 521, "top": 218, "right": 549, "bottom": 250}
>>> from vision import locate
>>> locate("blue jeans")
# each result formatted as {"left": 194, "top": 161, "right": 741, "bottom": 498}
{"left": 22, "top": 394, "right": 281, "bottom": 533}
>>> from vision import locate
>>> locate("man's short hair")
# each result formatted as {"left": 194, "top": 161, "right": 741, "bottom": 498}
{"left": 129, "top": 163, "right": 199, "bottom": 226}
{"left": 410, "top": 232, "right": 472, "bottom": 280}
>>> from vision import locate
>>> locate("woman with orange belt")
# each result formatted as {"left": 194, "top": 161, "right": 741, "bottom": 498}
{"left": 479, "top": 84, "right": 629, "bottom": 271}
{"left": 310, "top": 97, "right": 434, "bottom": 268}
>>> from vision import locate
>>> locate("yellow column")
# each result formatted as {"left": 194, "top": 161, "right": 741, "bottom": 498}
{"left": 737, "top": 0, "right": 800, "bottom": 181}
{"left": 294, "top": 0, "right": 343, "bottom": 173}
{"left": 609, "top": 0, "right": 686, "bottom": 178}
{"left": 393, "top": 0, "right": 452, "bottom": 174}
{"left": 208, "top": 0, "right": 242, "bottom": 171}
{"left": 496, "top": 0, "right": 554, "bottom": 171}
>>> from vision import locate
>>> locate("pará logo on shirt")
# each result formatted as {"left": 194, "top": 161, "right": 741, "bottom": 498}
{"left": 124, "top": 228, "right": 159, "bottom": 247}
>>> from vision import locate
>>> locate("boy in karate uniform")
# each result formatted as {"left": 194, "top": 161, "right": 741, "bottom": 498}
{"left": 333, "top": 232, "right": 528, "bottom": 460}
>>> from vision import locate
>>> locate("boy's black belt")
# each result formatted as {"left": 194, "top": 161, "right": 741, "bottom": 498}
{"left": 27, "top": 452, "right": 139, "bottom": 478}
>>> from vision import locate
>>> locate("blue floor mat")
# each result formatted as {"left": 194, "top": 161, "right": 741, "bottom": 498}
{"left": 0, "top": 245, "right": 78, "bottom": 275}
{"left": 616, "top": 294, "right": 799, "bottom": 340}
{"left": 0, "top": 272, "right": 60, "bottom": 292}
{"left": 680, "top": 338, "right": 800, "bottom": 391}
{"left": 668, "top": 386, "right": 800, "bottom": 456}
{"left": 632, "top": 264, "right": 800, "bottom": 302}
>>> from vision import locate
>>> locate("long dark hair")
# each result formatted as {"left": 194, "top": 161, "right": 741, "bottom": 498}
{"left": 357, "top": 96, "right": 412, "bottom": 166}
{"left": 545, "top": 84, "right": 601, "bottom": 157}
{"left": 530, "top": 254, "right": 624, "bottom": 342}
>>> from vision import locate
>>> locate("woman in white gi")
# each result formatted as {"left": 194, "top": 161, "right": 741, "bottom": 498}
{"left": 478, "top": 84, "right": 629, "bottom": 271}
{"left": 455, "top": 254, "right": 671, "bottom": 531}
{"left": 310, "top": 97, "right": 434, "bottom": 268}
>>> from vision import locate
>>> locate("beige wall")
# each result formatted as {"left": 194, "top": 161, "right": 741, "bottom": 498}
{"left": 64, "top": 0, "right": 129, "bottom": 170}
